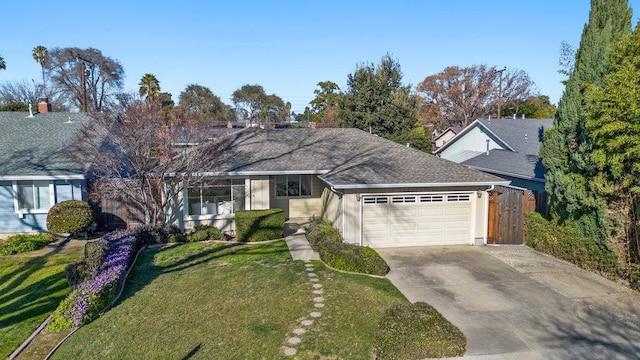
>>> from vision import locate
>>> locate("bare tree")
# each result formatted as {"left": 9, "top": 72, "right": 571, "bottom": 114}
{"left": 45, "top": 47, "right": 124, "bottom": 111}
{"left": 0, "top": 80, "right": 68, "bottom": 110}
{"left": 417, "top": 65, "right": 536, "bottom": 126}
{"left": 71, "top": 95, "right": 228, "bottom": 225}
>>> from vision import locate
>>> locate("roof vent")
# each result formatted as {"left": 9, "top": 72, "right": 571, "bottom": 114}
{"left": 486, "top": 139, "right": 490, "bottom": 155}
{"left": 27, "top": 104, "right": 34, "bottom": 118}
{"left": 512, "top": 113, "right": 516, "bottom": 119}
{"left": 66, "top": 116, "right": 73, "bottom": 123}
{"left": 522, "top": 114, "right": 525, "bottom": 119}
{"left": 524, "top": 133, "right": 528, "bottom": 140}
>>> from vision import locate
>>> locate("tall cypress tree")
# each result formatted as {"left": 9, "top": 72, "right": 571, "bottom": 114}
{"left": 539, "top": 0, "right": 631, "bottom": 240}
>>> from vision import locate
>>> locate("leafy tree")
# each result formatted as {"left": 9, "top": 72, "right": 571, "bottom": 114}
{"left": 310, "top": 81, "right": 342, "bottom": 125}
{"left": 179, "top": 84, "right": 234, "bottom": 122}
{"left": 502, "top": 95, "right": 557, "bottom": 119}
{"left": 44, "top": 47, "right": 124, "bottom": 111}
{"left": 139, "top": 73, "right": 161, "bottom": 103}
{"left": 32, "top": 45, "right": 48, "bottom": 87}
{"left": 0, "top": 55, "right": 5, "bottom": 70}
{"left": 417, "top": 65, "right": 536, "bottom": 125}
{"left": 539, "top": 0, "right": 631, "bottom": 241}
{"left": 340, "top": 54, "right": 420, "bottom": 137}
{"left": 158, "top": 92, "right": 174, "bottom": 109}
{"left": 0, "top": 102, "right": 28, "bottom": 111}
{"left": 232, "top": 84, "right": 285, "bottom": 125}
{"left": 586, "top": 27, "right": 640, "bottom": 258}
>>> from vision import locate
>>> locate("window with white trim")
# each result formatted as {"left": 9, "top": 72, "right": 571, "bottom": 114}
{"left": 187, "top": 179, "right": 246, "bottom": 216}
{"left": 420, "top": 195, "right": 444, "bottom": 203}
{"left": 447, "top": 194, "right": 471, "bottom": 202}
{"left": 275, "top": 175, "right": 311, "bottom": 197}
{"left": 17, "top": 181, "right": 51, "bottom": 211}
{"left": 363, "top": 196, "right": 389, "bottom": 204}
{"left": 391, "top": 196, "right": 416, "bottom": 204}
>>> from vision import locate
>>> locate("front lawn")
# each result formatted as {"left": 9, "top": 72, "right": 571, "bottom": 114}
{"left": 0, "top": 254, "right": 79, "bottom": 358}
{"left": 51, "top": 241, "right": 407, "bottom": 359}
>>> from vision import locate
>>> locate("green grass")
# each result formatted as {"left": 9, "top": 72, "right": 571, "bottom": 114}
{"left": 0, "top": 254, "right": 79, "bottom": 358}
{"left": 52, "top": 241, "right": 407, "bottom": 359}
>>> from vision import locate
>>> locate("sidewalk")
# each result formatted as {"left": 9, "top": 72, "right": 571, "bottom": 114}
{"left": 283, "top": 219, "right": 320, "bottom": 261}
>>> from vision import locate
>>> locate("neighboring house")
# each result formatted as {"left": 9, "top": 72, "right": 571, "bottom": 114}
{"left": 166, "top": 128, "right": 509, "bottom": 247}
{"left": 434, "top": 118, "right": 553, "bottom": 195}
{"left": 432, "top": 125, "right": 465, "bottom": 150}
{"left": 0, "top": 103, "right": 92, "bottom": 234}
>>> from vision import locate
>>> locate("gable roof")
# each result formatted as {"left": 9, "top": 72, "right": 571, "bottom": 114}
{"left": 0, "top": 112, "right": 92, "bottom": 179}
{"left": 437, "top": 118, "right": 553, "bottom": 181}
{"left": 433, "top": 125, "right": 465, "bottom": 142}
{"left": 202, "top": 128, "right": 508, "bottom": 189}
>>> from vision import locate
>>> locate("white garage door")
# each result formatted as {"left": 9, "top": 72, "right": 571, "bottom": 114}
{"left": 362, "top": 193, "right": 473, "bottom": 247}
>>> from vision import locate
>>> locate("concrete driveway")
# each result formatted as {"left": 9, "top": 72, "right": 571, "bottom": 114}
{"left": 377, "top": 246, "right": 640, "bottom": 359}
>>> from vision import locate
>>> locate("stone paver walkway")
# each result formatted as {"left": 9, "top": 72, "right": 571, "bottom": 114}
{"left": 280, "top": 260, "right": 325, "bottom": 356}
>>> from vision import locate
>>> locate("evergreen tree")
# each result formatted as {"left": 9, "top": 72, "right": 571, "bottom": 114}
{"left": 539, "top": 0, "right": 631, "bottom": 240}
{"left": 340, "top": 54, "right": 420, "bottom": 137}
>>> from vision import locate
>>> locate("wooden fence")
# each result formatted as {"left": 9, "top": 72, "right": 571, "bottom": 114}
{"left": 487, "top": 185, "right": 539, "bottom": 245}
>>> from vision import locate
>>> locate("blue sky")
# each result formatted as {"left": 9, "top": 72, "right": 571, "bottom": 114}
{"left": 2, "top": 1, "right": 640, "bottom": 114}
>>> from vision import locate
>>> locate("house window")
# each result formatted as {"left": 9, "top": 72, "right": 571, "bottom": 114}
{"left": 17, "top": 181, "right": 51, "bottom": 211}
{"left": 187, "top": 179, "right": 246, "bottom": 216}
{"left": 275, "top": 175, "right": 311, "bottom": 197}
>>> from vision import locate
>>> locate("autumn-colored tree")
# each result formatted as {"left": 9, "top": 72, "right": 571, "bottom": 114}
{"left": 502, "top": 95, "right": 557, "bottom": 119}
{"left": 417, "top": 65, "right": 536, "bottom": 125}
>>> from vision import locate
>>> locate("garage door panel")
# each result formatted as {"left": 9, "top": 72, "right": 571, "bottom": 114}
{"left": 362, "top": 193, "right": 473, "bottom": 247}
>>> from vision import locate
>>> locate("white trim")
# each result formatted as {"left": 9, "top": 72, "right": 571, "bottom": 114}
{"left": 169, "top": 170, "right": 330, "bottom": 177}
{"left": 0, "top": 175, "right": 86, "bottom": 181}
{"left": 470, "top": 191, "right": 477, "bottom": 245}
{"left": 244, "top": 178, "right": 251, "bottom": 211}
{"left": 322, "top": 179, "right": 510, "bottom": 190}
{"left": 434, "top": 119, "right": 516, "bottom": 155}
{"left": 483, "top": 190, "right": 490, "bottom": 245}
{"left": 184, "top": 214, "right": 236, "bottom": 221}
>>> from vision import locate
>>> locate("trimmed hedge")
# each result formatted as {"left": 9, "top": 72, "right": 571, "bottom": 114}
{"left": 373, "top": 302, "right": 466, "bottom": 359}
{"left": 47, "top": 200, "right": 94, "bottom": 234}
{"left": 187, "top": 225, "right": 225, "bottom": 242}
{"left": 0, "top": 233, "right": 56, "bottom": 255}
{"left": 525, "top": 212, "right": 619, "bottom": 273}
{"left": 133, "top": 224, "right": 183, "bottom": 244}
{"left": 235, "top": 209, "right": 285, "bottom": 242}
{"left": 318, "top": 241, "right": 389, "bottom": 276}
{"left": 306, "top": 217, "right": 389, "bottom": 276}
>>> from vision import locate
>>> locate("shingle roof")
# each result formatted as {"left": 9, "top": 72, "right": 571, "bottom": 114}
{"left": 0, "top": 112, "right": 92, "bottom": 178}
{"left": 206, "top": 128, "right": 507, "bottom": 189}
{"left": 461, "top": 118, "right": 553, "bottom": 181}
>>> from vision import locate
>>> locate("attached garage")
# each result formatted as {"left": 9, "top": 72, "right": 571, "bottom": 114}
{"left": 361, "top": 193, "right": 474, "bottom": 247}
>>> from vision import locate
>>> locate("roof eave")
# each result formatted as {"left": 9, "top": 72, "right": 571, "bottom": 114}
{"left": 465, "top": 165, "right": 546, "bottom": 183}
{"left": 320, "top": 179, "right": 510, "bottom": 190}
{"left": 0, "top": 174, "right": 87, "bottom": 181}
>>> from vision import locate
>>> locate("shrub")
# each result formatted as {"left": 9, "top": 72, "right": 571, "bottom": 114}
{"left": 65, "top": 260, "right": 89, "bottom": 288}
{"left": 318, "top": 241, "right": 389, "bottom": 276}
{"left": 235, "top": 209, "right": 285, "bottom": 242}
{"left": 187, "top": 225, "right": 224, "bottom": 242}
{"left": 373, "top": 302, "right": 466, "bottom": 360}
{"left": 47, "top": 200, "right": 94, "bottom": 234}
{"left": 84, "top": 238, "right": 108, "bottom": 276}
{"left": 0, "top": 233, "right": 55, "bottom": 255}
{"left": 525, "top": 212, "right": 619, "bottom": 273}
{"left": 133, "top": 224, "right": 183, "bottom": 245}
{"left": 49, "top": 230, "right": 139, "bottom": 330}
{"left": 305, "top": 217, "right": 342, "bottom": 251}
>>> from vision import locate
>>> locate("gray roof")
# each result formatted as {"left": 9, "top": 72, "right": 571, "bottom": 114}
{"left": 206, "top": 128, "right": 507, "bottom": 189}
{"left": 0, "top": 112, "right": 92, "bottom": 178}
{"left": 461, "top": 118, "right": 553, "bottom": 181}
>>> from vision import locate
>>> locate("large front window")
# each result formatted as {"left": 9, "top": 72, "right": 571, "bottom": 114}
{"left": 275, "top": 175, "right": 311, "bottom": 197}
{"left": 188, "top": 179, "right": 246, "bottom": 216}
{"left": 17, "top": 181, "right": 51, "bottom": 211}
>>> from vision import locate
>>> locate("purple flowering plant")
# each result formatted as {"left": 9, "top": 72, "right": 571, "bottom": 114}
{"left": 49, "top": 230, "right": 140, "bottom": 330}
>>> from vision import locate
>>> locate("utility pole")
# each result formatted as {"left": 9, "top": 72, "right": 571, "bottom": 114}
{"left": 76, "top": 56, "right": 93, "bottom": 112}
{"left": 495, "top": 67, "right": 506, "bottom": 119}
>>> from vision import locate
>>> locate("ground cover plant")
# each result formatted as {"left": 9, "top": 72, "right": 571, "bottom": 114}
{"left": 51, "top": 241, "right": 407, "bottom": 359}
{"left": 0, "top": 253, "right": 80, "bottom": 358}
{"left": 0, "top": 233, "right": 56, "bottom": 255}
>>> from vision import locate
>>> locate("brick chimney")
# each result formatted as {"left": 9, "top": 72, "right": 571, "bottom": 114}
{"left": 227, "top": 121, "right": 233, "bottom": 129}
{"left": 37, "top": 97, "right": 52, "bottom": 113}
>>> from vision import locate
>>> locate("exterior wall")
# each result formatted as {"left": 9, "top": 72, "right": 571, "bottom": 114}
{"left": 0, "top": 179, "right": 85, "bottom": 234}
{"left": 342, "top": 193, "right": 360, "bottom": 244}
{"left": 475, "top": 191, "right": 488, "bottom": 245}
{"left": 434, "top": 130, "right": 456, "bottom": 149}
{"left": 439, "top": 126, "right": 506, "bottom": 163}
{"left": 320, "top": 187, "right": 342, "bottom": 228}
{"left": 182, "top": 217, "right": 235, "bottom": 234}
{"left": 270, "top": 175, "right": 324, "bottom": 219}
